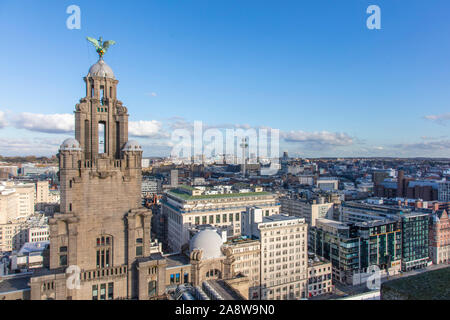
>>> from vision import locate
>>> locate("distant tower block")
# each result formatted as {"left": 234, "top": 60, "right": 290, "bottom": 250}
{"left": 171, "top": 169, "right": 179, "bottom": 187}
{"left": 240, "top": 138, "right": 249, "bottom": 177}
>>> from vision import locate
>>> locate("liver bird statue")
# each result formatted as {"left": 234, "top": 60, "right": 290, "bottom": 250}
{"left": 86, "top": 36, "right": 116, "bottom": 58}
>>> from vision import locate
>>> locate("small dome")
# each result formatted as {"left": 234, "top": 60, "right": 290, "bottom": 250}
{"left": 87, "top": 59, "right": 115, "bottom": 79}
{"left": 60, "top": 138, "right": 81, "bottom": 151}
{"left": 122, "top": 140, "right": 142, "bottom": 151}
{"left": 189, "top": 226, "right": 224, "bottom": 260}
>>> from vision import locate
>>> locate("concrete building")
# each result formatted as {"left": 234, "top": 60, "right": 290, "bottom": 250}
{"left": 142, "top": 178, "right": 162, "bottom": 197}
{"left": 162, "top": 185, "right": 280, "bottom": 252}
{"left": 307, "top": 254, "right": 333, "bottom": 298}
{"left": 0, "top": 182, "right": 41, "bottom": 252}
{"left": 35, "top": 181, "right": 59, "bottom": 211}
{"left": 438, "top": 181, "right": 450, "bottom": 202}
{"left": 242, "top": 208, "right": 308, "bottom": 300}
{"left": 170, "top": 169, "right": 179, "bottom": 187}
{"left": 28, "top": 225, "right": 50, "bottom": 243}
{"left": 280, "top": 196, "right": 333, "bottom": 227}
{"left": 316, "top": 178, "right": 339, "bottom": 191}
{"left": 341, "top": 201, "right": 407, "bottom": 224}
{"left": 11, "top": 241, "right": 49, "bottom": 271}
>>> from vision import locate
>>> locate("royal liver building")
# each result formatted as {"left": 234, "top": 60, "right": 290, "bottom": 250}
{"left": 30, "top": 39, "right": 160, "bottom": 300}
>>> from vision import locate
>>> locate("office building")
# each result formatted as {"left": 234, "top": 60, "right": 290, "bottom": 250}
{"left": 310, "top": 218, "right": 402, "bottom": 284}
{"left": 242, "top": 208, "right": 308, "bottom": 300}
{"left": 280, "top": 196, "right": 333, "bottom": 227}
{"left": 162, "top": 185, "right": 280, "bottom": 252}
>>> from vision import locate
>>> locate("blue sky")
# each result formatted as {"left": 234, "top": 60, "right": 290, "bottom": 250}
{"left": 0, "top": 0, "right": 449, "bottom": 157}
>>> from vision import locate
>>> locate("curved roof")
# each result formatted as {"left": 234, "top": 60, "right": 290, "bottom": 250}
{"left": 87, "top": 59, "right": 115, "bottom": 79}
{"left": 60, "top": 138, "right": 81, "bottom": 151}
{"left": 189, "top": 226, "right": 224, "bottom": 260}
{"left": 122, "top": 140, "right": 142, "bottom": 151}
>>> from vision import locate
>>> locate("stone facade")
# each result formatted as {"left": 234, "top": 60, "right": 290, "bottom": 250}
{"left": 429, "top": 210, "right": 450, "bottom": 264}
{"left": 30, "top": 58, "right": 154, "bottom": 300}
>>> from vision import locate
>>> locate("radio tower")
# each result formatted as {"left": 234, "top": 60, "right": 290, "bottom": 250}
{"left": 240, "top": 137, "right": 248, "bottom": 177}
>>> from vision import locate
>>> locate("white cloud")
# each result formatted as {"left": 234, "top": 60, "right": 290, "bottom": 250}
{"left": 393, "top": 139, "right": 450, "bottom": 151}
{"left": 424, "top": 113, "right": 450, "bottom": 125}
{"left": 13, "top": 112, "right": 74, "bottom": 133}
{"left": 0, "top": 137, "right": 62, "bottom": 156}
{"left": 0, "top": 111, "right": 7, "bottom": 128}
{"left": 282, "top": 130, "right": 354, "bottom": 148}
{"left": 128, "top": 120, "right": 165, "bottom": 138}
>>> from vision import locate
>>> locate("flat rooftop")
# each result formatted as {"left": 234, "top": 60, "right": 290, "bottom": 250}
{"left": 166, "top": 188, "right": 271, "bottom": 201}
{"left": 206, "top": 280, "right": 244, "bottom": 300}
{"left": 0, "top": 274, "right": 31, "bottom": 294}
{"left": 164, "top": 253, "right": 191, "bottom": 268}
{"left": 316, "top": 218, "right": 349, "bottom": 229}
{"left": 262, "top": 214, "right": 304, "bottom": 223}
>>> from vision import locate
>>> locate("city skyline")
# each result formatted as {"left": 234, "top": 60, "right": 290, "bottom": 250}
{"left": 1, "top": 0, "right": 450, "bottom": 158}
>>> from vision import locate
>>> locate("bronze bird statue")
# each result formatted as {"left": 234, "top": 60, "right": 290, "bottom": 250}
{"left": 86, "top": 36, "right": 116, "bottom": 58}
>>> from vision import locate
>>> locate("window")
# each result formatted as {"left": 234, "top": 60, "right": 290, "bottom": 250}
{"left": 148, "top": 280, "right": 157, "bottom": 297}
{"left": 100, "top": 284, "right": 106, "bottom": 300}
{"left": 184, "top": 273, "right": 189, "bottom": 283}
{"left": 235, "top": 213, "right": 240, "bottom": 221}
{"left": 209, "top": 215, "right": 214, "bottom": 224}
{"left": 222, "top": 214, "right": 227, "bottom": 223}
{"left": 195, "top": 217, "right": 200, "bottom": 225}
{"left": 92, "top": 285, "right": 98, "bottom": 300}
{"left": 216, "top": 215, "right": 220, "bottom": 223}
{"left": 98, "top": 122, "right": 106, "bottom": 154}
{"left": 59, "top": 254, "right": 67, "bottom": 266}
{"left": 136, "top": 238, "right": 143, "bottom": 256}
{"left": 108, "top": 282, "right": 114, "bottom": 300}
{"left": 170, "top": 274, "right": 175, "bottom": 284}
{"left": 202, "top": 216, "right": 207, "bottom": 224}
{"left": 100, "top": 86, "right": 105, "bottom": 105}
{"left": 60, "top": 246, "right": 67, "bottom": 253}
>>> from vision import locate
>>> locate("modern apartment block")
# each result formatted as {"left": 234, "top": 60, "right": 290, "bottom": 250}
{"left": 161, "top": 185, "right": 280, "bottom": 252}
{"left": 341, "top": 201, "right": 407, "bottom": 224}
{"left": 310, "top": 218, "right": 402, "bottom": 284}
{"left": 280, "top": 196, "right": 333, "bottom": 227}
{"left": 438, "top": 181, "right": 450, "bottom": 202}
{"left": 401, "top": 212, "right": 429, "bottom": 271}
{"left": 242, "top": 208, "right": 308, "bottom": 300}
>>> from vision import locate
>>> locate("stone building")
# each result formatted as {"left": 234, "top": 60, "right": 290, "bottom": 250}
{"left": 30, "top": 56, "right": 154, "bottom": 300}
{"left": 242, "top": 208, "right": 309, "bottom": 300}
{"left": 429, "top": 210, "right": 450, "bottom": 264}
{"left": 161, "top": 185, "right": 280, "bottom": 252}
